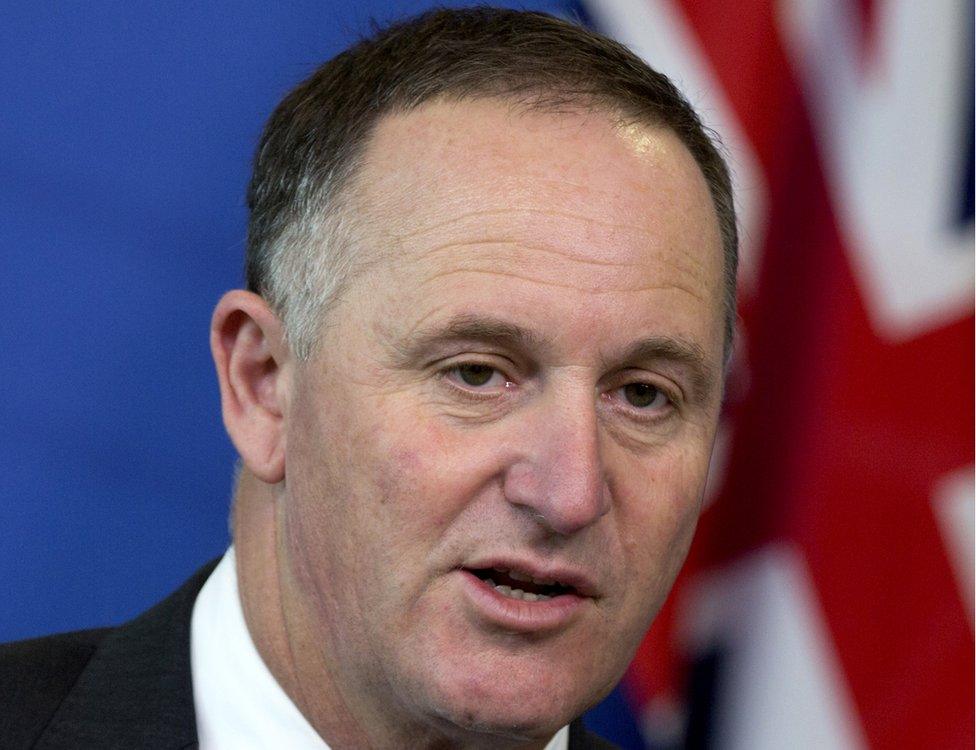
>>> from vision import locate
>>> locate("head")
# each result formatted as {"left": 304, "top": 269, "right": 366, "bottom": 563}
{"left": 245, "top": 7, "right": 737, "bottom": 360}
{"left": 212, "top": 8, "right": 736, "bottom": 749}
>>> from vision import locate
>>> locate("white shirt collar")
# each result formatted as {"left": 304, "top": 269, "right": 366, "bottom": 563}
{"left": 191, "top": 547, "right": 330, "bottom": 749}
{"left": 190, "top": 547, "right": 569, "bottom": 750}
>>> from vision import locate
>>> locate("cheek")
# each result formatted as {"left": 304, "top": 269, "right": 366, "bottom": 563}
{"left": 371, "top": 446, "right": 458, "bottom": 545}
{"left": 616, "top": 444, "right": 711, "bottom": 587}
{"left": 374, "top": 420, "right": 502, "bottom": 539}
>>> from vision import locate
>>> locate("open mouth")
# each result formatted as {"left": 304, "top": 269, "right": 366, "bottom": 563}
{"left": 467, "top": 567, "right": 576, "bottom": 602}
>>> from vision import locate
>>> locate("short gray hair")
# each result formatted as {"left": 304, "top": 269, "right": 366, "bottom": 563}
{"left": 245, "top": 7, "right": 738, "bottom": 360}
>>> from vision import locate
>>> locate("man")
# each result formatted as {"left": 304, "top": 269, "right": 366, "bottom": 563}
{"left": 1, "top": 7, "right": 736, "bottom": 749}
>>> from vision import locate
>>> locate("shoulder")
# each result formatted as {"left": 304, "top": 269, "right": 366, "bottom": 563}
{"left": 0, "top": 627, "right": 112, "bottom": 748}
{"left": 0, "top": 559, "right": 219, "bottom": 750}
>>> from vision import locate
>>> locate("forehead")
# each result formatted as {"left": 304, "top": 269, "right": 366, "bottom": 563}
{"left": 340, "top": 98, "right": 724, "bottom": 359}
{"left": 354, "top": 99, "right": 717, "bottom": 249}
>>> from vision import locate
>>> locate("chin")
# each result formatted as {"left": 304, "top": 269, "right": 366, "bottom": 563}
{"left": 410, "top": 655, "right": 591, "bottom": 744}
{"left": 427, "top": 701, "right": 566, "bottom": 747}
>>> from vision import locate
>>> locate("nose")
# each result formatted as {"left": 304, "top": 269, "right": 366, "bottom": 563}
{"left": 502, "top": 394, "right": 611, "bottom": 536}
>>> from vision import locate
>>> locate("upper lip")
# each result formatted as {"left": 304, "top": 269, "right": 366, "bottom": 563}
{"left": 462, "top": 556, "right": 601, "bottom": 598}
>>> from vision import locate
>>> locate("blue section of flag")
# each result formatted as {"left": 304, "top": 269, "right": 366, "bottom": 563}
{"left": 584, "top": 685, "right": 647, "bottom": 749}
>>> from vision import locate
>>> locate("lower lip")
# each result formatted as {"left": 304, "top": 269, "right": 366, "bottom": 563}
{"left": 458, "top": 569, "right": 587, "bottom": 632}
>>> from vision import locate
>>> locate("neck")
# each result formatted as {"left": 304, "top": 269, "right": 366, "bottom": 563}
{"left": 233, "top": 471, "right": 365, "bottom": 747}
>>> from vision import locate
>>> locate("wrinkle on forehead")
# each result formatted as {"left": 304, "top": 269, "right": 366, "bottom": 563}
{"left": 388, "top": 203, "right": 680, "bottom": 246}
{"left": 406, "top": 236, "right": 639, "bottom": 270}
{"left": 372, "top": 178, "right": 715, "bottom": 260}
{"left": 387, "top": 222, "right": 701, "bottom": 283}
{"left": 395, "top": 231, "right": 715, "bottom": 294}
{"left": 417, "top": 266, "right": 709, "bottom": 303}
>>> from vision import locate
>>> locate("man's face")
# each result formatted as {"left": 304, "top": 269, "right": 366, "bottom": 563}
{"left": 279, "top": 99, "right": 726, "bottom": 743}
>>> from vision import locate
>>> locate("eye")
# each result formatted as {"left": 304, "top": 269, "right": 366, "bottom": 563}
{"left": 618, "top": 382, "right": 670, "bottom": 410}
{"left": 445, "top": 363, "right": 508, "bottom": 389}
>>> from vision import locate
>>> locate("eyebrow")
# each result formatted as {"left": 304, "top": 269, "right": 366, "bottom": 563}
{"left": 396, "top": 314, "right": 553, "bottom": 363}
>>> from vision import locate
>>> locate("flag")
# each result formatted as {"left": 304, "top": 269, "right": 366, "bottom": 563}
{"left": 582, "top": 0, "right": 975, "bottom": 746}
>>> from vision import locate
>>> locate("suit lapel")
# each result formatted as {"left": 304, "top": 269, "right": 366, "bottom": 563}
{"left": 35, "top": 560, "right": 218, "bottom": 750}
{"left": 568, "top": 717, "right": 619, "bottom": 749}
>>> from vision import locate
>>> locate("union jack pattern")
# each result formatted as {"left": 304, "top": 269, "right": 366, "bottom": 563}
{"left": 581, "top": 0, "right": 974, "bottom": 747}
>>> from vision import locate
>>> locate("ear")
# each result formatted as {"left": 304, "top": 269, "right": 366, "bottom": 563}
{"left": 211, "top": 290, "right": 290, "bottom": 484}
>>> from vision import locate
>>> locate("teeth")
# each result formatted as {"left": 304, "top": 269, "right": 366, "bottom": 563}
{"left": 491, "top": 567, "right": 559, "bottom": 587}
{"left": 490, "top": 582, "right": 551, "bottom": 602}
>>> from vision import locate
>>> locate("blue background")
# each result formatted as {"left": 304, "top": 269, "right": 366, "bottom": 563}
{"left": 1, "top": 2, "right": 643, "bottom": 745}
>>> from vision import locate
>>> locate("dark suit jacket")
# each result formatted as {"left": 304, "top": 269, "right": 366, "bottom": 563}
{"left": 0, "top": 561, "right": 618, "bottom": 749}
